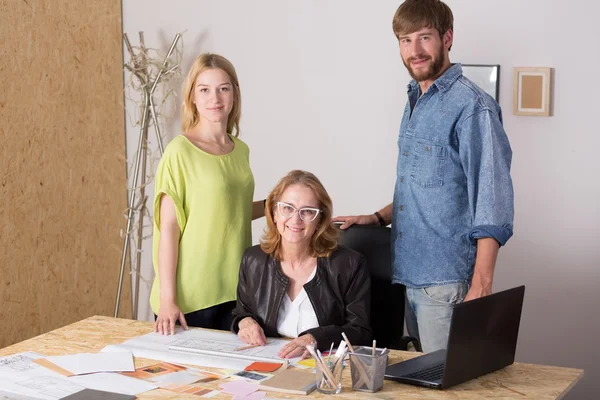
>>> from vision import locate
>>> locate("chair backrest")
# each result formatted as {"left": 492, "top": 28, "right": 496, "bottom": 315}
{"left": 337, "top": 224, "right": 406, "bottom": 349}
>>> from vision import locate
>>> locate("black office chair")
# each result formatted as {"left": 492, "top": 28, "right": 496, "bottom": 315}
{"left": 337, "top": 224, "right": 421, "bottom": 352}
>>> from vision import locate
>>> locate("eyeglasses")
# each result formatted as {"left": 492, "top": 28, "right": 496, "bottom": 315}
{"left": 276, "top": 201, "right": 322, "bottom": 222}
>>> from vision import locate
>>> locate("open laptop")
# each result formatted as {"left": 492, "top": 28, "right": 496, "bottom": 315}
{"left": 384, "top": 285, "right": 525, "bottom": 389}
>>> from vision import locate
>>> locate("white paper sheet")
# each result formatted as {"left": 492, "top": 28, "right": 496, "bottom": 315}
{"left": 102, "top": 327, "right": 300, "bottom": 370}
{"left": 0, "top": 353, "right": 83, "bottom": 400}
{"left": 0, "top": 352, "right": 155, "bottom": 399}
{"left": 0, "top": 388, "right": 45, "bottom": 400}
{"left": 149, "top": 370, "right": 202, "bottom": 386}
{"left": 101, "top": 328, "right": 300, "bottom": 370}
{"left": 102, "top": 344, "right": 252, "bottom": 370}
{"left": 168, "top": 337, "right": 285, "bottom": 364}
{"left": 43, "top": 352, "right": 135, "bottom": 375}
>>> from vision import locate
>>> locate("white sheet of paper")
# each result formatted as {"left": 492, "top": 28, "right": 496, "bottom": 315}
{"left": 0, "top": 353, "right": 83, "bottom": 400}
{"left": 67, "top": 373, "right": 157, "bottom": 396}
{"left": 43, "top": 352, "right": 135, "bottom": 375}
{"left": 0, "top": 352, "right": 155, "bottom": 398}
{"left": 102, "top": 344, "right": 251, "bottom": 370}
{"left": 0, "top": 388, "right": 46, "bottom": 400}
{"left": 148, "top": 370, "right": 202, "bottom": 386}
{"left": 101, "top": 328, "right": 299, "bottom": 370}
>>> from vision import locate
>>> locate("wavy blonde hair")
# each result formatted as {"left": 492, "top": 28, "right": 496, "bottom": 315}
{"left": 181, "top": 53, "right": 242, "bottom": 136}
{"left": 261, "top": 170, "right": 338, "bottom": 260}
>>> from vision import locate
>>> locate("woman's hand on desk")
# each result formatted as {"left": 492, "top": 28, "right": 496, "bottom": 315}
{"left": 278, "top": 334, "right": 316, "bottom": 360}
{"left": 238, "top": 317, "right": 267, "bottom": 346}
{"left": 154, "top": 302, "right": 188, "bottom": 335}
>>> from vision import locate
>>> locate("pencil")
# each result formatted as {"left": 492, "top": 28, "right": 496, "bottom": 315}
{"left": 342, "top": 332, "right": 373, "bottom": 390}
{"left": 328, "top": 342, "right": 334, "bottom": 366}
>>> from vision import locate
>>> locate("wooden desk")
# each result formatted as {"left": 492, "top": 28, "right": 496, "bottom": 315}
{"left": 0, "top": 316, "right": 583, "bottom": 399}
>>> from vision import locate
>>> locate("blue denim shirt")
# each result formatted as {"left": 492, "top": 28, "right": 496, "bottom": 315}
{"left": 391, "top": 64, "right": 514, "bottom": 288}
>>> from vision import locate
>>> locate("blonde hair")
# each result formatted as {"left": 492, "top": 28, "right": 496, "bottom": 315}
{"left": 181, "top": 53, "right": 242, "bottom": 136}
{"left": 392, "top": 0, "right": 454, "bottom": 48}
{"left": 261, "top": 170, "right": 338, "bottom": 260}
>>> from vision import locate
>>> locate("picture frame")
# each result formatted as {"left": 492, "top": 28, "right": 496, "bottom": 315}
{"left": 513, "top": 67, "right": 552, "bottom": 116}
{"left": 461, "top": 64, "right": 500, "bottom": 102}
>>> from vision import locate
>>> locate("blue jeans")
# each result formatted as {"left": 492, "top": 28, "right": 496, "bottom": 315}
{"left": 405, "top": 282, "right": 469, "bottom": 353}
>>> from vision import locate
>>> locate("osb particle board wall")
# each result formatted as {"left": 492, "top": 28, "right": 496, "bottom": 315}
{"left": 0, "top": 0, "right": 131, "bottom": 347}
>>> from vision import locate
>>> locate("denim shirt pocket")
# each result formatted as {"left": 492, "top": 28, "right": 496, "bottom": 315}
{"left": 410, "top": 141, "right": 446, "bottom": 188}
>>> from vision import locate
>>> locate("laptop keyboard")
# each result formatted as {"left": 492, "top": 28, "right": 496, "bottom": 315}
{"left": 404, "top": 364, "right": 445, "bottom": 381}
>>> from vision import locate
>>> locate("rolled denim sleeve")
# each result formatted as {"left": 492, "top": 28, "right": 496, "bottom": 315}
{"left": 458, "top": 108, "right": 514, "bottom": 246}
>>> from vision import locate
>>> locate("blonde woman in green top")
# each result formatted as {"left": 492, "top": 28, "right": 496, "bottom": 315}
{"left": 151, "top": 53, "right": 265, "bottom": 335}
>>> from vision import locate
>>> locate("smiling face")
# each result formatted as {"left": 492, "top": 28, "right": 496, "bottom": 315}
{"left": 274, "top": 184, "right": 321, "bottom": 249}
{"left": 192, "top": 68, "right": 234, "bottom": 125}
{"left": 398, "top": 27, "right": 452, "bottom": 83}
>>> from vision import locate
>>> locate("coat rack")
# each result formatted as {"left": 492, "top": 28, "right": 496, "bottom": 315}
{"left": 115, "top": 32, "right": 182, "bottom": 319}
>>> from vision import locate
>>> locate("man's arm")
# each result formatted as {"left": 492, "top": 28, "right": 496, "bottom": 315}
{"left": 458, "top": 108, "right": 514, "bottom": 301}
{"left": 332, "top": 203, "right": 393, "bottom": 229}
{"left": 251, "top": 200, "right": 266, "bottom": 220}
{"left": 464, "top": 238, "right": 499, "bottom": 301}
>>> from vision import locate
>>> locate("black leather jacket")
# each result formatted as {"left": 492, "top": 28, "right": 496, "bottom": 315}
{"left": 231, "top": 245, "right": 372, "bottom": 350}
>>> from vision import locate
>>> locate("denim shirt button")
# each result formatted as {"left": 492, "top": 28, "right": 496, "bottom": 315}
{"left": 399, "top": 205, "right": 404, "bottom": 211}
{"left": 403, "top": 151, "right": 408, "bottom": 156}
{"left": 398, "top": 232, "right": 403, "bottom": 239}
{"left": 400, "top": 177, "right": 405, "bottom": 183}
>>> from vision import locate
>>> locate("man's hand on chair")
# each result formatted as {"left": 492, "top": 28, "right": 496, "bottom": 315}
{"left": 331, "top": 214, "right": 378, "bottom": 230}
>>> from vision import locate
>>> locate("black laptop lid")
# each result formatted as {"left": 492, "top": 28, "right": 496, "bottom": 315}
{"left": 442, "top": 285, "right": 525, "bottom": 388}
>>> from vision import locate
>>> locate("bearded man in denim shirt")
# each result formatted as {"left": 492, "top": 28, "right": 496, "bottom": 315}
{"left": 333, "top": 0, "right": 514, "bottom": 353}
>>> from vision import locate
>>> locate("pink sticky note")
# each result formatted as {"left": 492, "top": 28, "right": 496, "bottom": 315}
{"left": 219, "top": 380, "right": 259, "bottom": 397}
{"left": 233, "top": 391, "right": 267, "bottom": 400}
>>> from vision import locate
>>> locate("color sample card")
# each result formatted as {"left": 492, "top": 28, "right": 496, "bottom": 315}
{"left": 120, "top": 362, "right": 186, "bottom": 380}
{"left": 296, "top": 358, "right": 316, "bottom": 368}
{"left": 234, "top": 370, "right": 269, "bottom": 381}
{"left": 119, "top": 362, "right": 224, "bottom": 395}
{"left": 219, "top": 379, "right": 259, "bottom": 397}
{"left": 244, "top": 361, "right": 283, "bottom": 373}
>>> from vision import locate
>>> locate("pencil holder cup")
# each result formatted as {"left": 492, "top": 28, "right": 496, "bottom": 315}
{"left": 315, "top": 361, "right": 343, "bottom": 394}
{"left": 349, "top": 346, "right": 389, "bottom": 393}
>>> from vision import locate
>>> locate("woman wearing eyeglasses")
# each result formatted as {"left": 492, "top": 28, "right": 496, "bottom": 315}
{"left": 231, "top": 170, "right": 372, "bottom": 359}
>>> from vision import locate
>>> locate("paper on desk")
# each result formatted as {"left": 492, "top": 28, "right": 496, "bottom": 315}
{"left": 0, "top": 378, "right": 80, "bottom": 400}
{"left": 102, "top": 343, "right": 251, "bottom": 370}
{"left": 296, "top": 358, "right": 317, "bottom": 369}
{"left": 103, "top": 328, "right": 299, "bottom": 368}
{"left": 233, "top": 392, "right": 266, "bottom": 400}
{"left": 0, "top": 352, "right": 155, "bottom": 398}
{"left": 148, "top": 370, "right": 200, "bottom": 386}
{"left": 120, "top": 361, "right": 223, "bottom": 388}
{"left": 41, "top": 352, "right": 135, "bottom": 376}
{"left": 0, "top": 352, "right": 83, "bottom": 400}
{"left": 219, "top": 379, "right": 259, "bottom": 397}
{"left": 0, "top": 388, "right": 45, "bottom": 400}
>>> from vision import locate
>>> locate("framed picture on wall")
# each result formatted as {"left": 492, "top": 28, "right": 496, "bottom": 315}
{"left": 513, "top": 67, "right": 552, "bottom": 116}
{"left": 461, "top": 64, "right": 500, "bottom": 101}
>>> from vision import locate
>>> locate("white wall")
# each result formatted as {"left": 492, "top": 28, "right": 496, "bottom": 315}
{"left": 122, "top": 1, "right": 600, "bottom": 398}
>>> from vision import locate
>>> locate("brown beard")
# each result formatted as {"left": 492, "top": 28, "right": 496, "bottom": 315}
{"left": 403, "top": 42, "right": 445, "bottom": 82}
